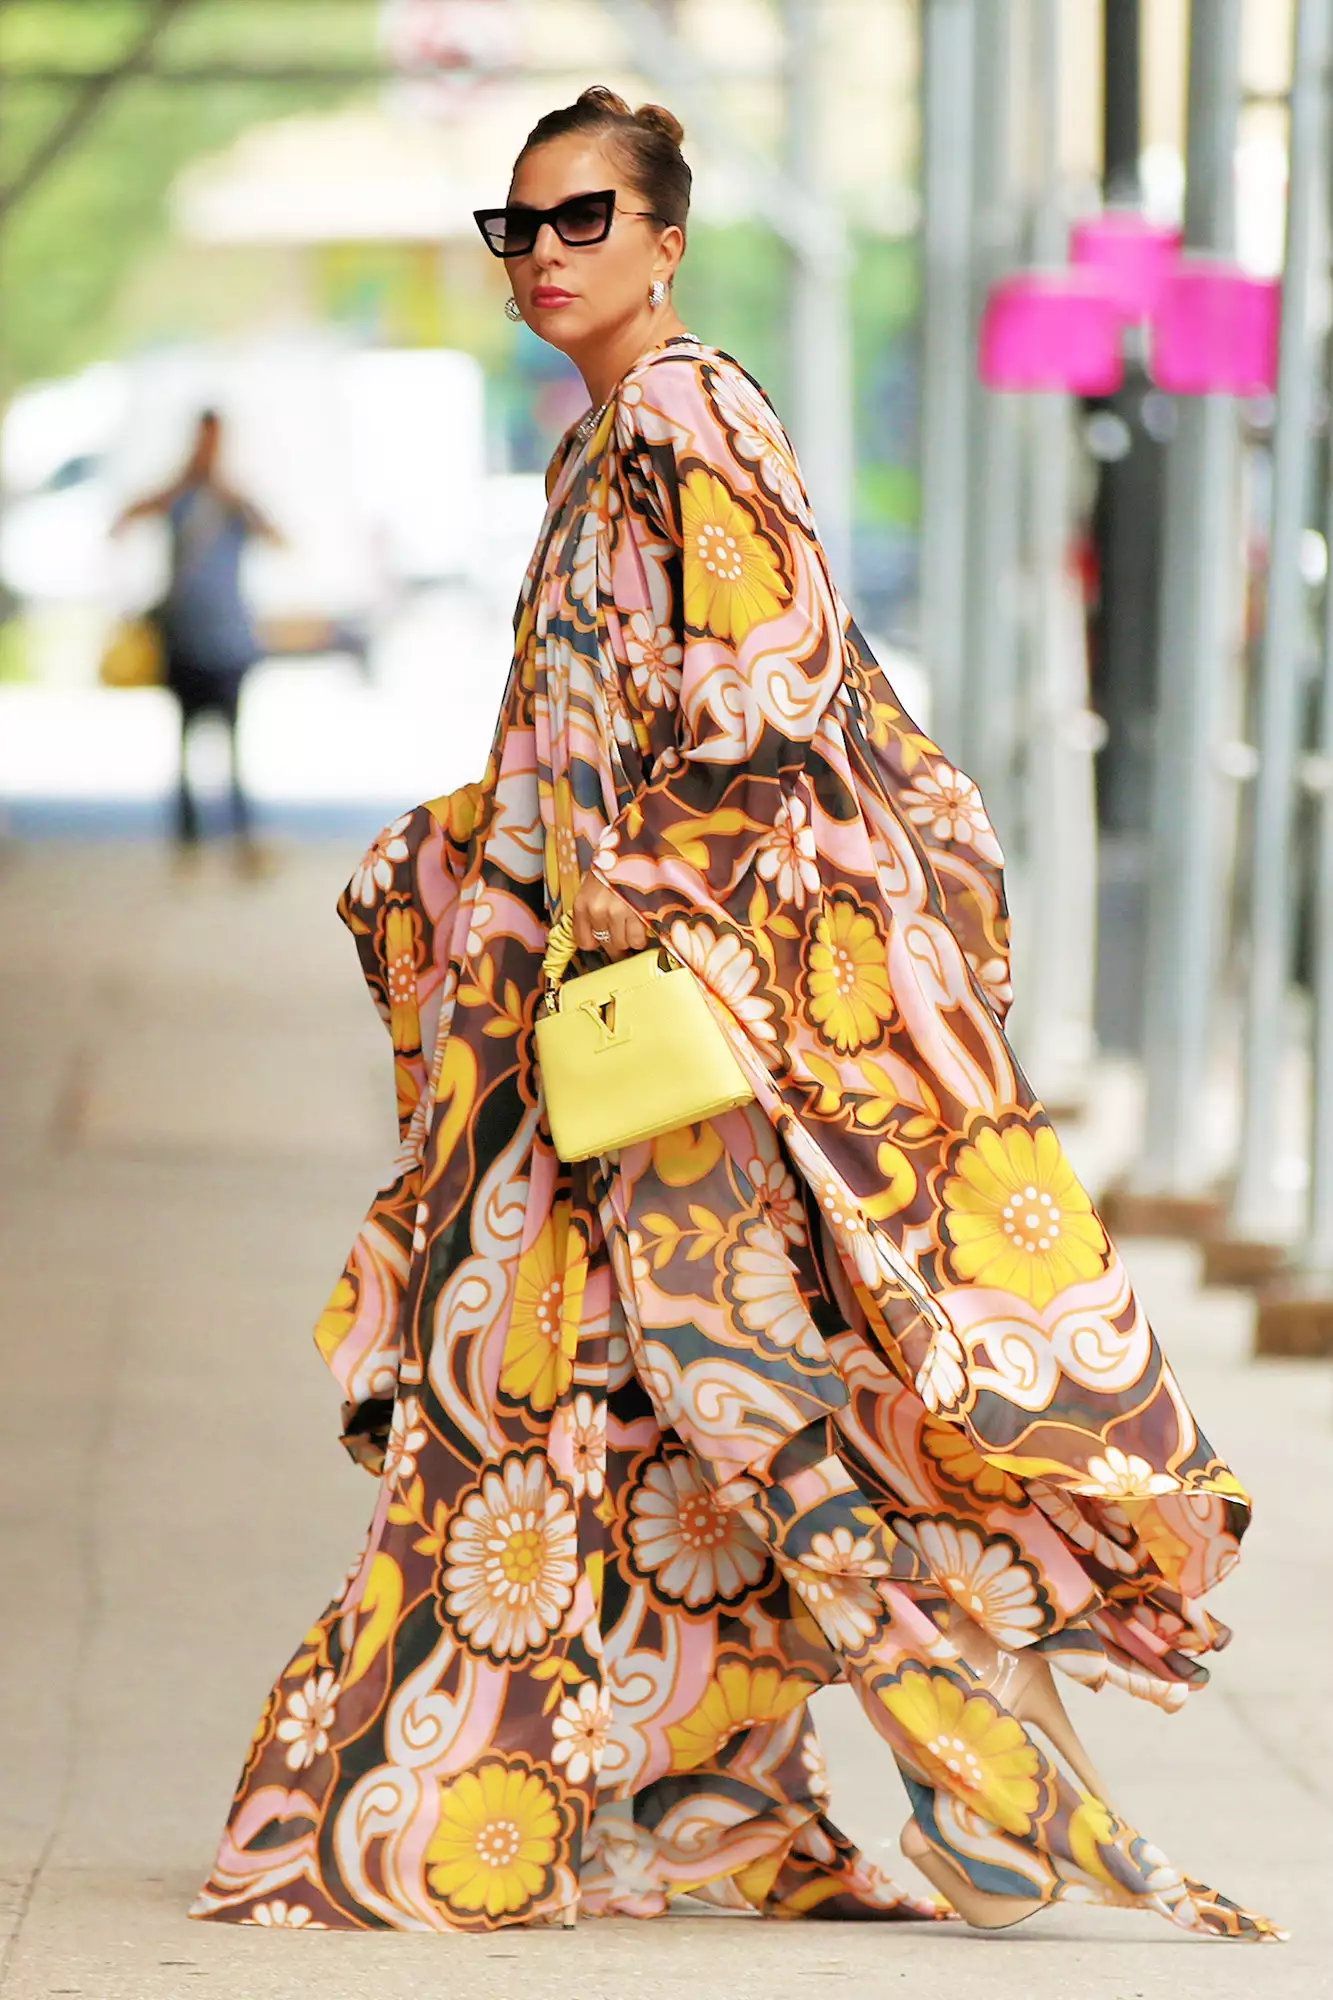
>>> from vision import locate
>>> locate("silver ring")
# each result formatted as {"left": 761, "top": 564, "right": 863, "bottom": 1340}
{"left": 592, "top": 928, "right": 612, "bottom": 943}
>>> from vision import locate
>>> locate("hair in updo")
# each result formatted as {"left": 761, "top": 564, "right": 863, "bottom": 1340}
{"left": 515, "top": 85, "right": 691, "bottom": 233}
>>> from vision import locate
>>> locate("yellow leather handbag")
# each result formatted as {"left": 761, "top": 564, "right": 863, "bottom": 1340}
{"left": 534, "top": 913, "right": 755, "bottom": 1163}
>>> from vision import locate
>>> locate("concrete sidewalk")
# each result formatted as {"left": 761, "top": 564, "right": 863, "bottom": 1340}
{"left": 1, "top": 840, "right": 1329, "bottom": 2000}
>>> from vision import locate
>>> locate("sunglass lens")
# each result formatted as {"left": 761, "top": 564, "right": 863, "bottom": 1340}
{"left": 479, "top": 210, "right": 534, "bottom": 256}
{"left": 557, "top": 196, "right": 612, "bottom": 243}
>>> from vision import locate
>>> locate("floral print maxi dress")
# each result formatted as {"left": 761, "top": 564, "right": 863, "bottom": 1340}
{"left": 193, "top": 336, "right": 1278, "bottom": 1941}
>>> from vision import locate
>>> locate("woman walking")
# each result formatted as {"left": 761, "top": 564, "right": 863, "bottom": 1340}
{"left": 114, "top": 410, "right": 279, "bottom": 871}
{"left": 194, "top": 91, "right": 1280, "bottom": 1941}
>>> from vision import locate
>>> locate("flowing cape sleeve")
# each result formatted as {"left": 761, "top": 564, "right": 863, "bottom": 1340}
{"left": 594, "top": 349, "right": 1012, "bottom": 1028}
{"left": 591, "top": 352, "right": 844, "bottom": 928}
{"left": 322, "top": 782, "right": 484, "bottom": 1469}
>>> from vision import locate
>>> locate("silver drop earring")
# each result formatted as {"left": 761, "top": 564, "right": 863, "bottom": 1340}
{"left": 649, "top": 279, "right": 668, "bottom": 309}
{"left": 504, "top": 297, "right": 523, "bottom": 322}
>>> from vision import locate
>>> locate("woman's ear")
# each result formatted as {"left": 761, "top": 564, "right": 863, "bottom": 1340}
{"left": 656, "top": 224, "right": 686, "bottom": 281}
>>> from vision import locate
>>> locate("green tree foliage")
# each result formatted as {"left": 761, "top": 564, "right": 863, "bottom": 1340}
{"left": 0, "top": 0, "right": 377, "bottom": 385}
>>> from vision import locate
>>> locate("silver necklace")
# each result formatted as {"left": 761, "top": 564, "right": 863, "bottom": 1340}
{"left": 573, "top": 398, "right": 611, "bottom": 447}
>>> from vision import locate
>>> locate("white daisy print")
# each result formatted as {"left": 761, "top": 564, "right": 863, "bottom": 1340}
{"left": 745, "top": 1153, "right": 807, "bottom": 1245}
{"left": 567, "top": 1392, "right": 607, "bottom": 1500}
{"left": 624, "top": 610, "right": 683, "bottom": 709}
{"left": 967, "top": 952, "right": 1014, "bottom": 1012}
{"left": 348, "top": 813, "right": 412, "bottom": 907}
{"left": 800, "top": 1732, "right": 831, "bottom": 1802}
{"left": 665, "top": 920, "right": 778, "bottom": 1043}
{"left": 441, "top": 1452, "right": 578, "bottom": 1660}
{"left": 275, "top": 1671, "right": 341, "bottom": 1772}
{"left": 787, "top": 1555, "right": 884, "bottom": 1651}
{"left": 726, "top": 1218, "right": 825, "bottom": 1359}
{"left": 896, "top": 1518, "right": 1046, "bottom": 1649}
{"left": 551, "top": 1679, "right": 612, "bottom": 1785}
{"left": 755, "top": 794, "right": 821, "bottom": 909}
{"left": 1072, "top": 1446, "right": 1179, "bottom": 1501}
{"left": 383, "top": 1395, "right": 428, "bottom": 1486}
{"left": 627, "top": 1452, "right": 769, "bottom": 1609}
{"left": 243, "top": 1900, "right": 326, "bottom": 1928}
{"left": 900, "top": 764, "right": 1002, "bottom": 865}
{"left": 916, "top": 1326, "right": 968, "bottom": 1413}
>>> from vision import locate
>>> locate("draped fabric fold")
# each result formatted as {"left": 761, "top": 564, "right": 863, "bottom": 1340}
{"left": 193, "top": 338, "right": 1275, "bottom": 1942}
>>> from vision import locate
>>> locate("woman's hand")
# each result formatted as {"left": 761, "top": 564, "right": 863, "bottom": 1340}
{"left": 572, "top": 870, "right": 649, "bottom": 959}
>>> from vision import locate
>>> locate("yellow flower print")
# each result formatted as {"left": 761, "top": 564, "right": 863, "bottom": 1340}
{"left": 681, "top": 468, "right": 789, "bottom": 644}
{"left": 542, "top": 773, "right": 583, "bottom": 908}
{"left": 668, "top": 1658, "right": 816, "bottom": 1771}
{"left": 499, "top": 1205, "right": 587, "bottom": 1410}
{"left": 313, "top": 1270, "right": 357, "bottom": 1366}
{"left": 878, "top": 1669, "right": 1041, "bottom": 1835}
{"left": 921, "top": 1418, "right": 1024, "bottom": 1505}
{"left": 425, "top": 780, "right": 485, "bottom": 846}
{"left": 383, "top": 905, "right": 422, "bottom": 1053}
{"left": 804, "top": 894, "right": 895, "bottom": 1055}
{"left": 940, "top": 1117, "right": 1108, "bottom": 1310}
{"left": 426, "top": 1759, "right": 563, "bottom": 1920}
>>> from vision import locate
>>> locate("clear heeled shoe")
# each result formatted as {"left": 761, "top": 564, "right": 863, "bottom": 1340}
{"left": 953, "top": 1619, "right": 1118, "bottom": 1812}
{"left": 896, "top": 1622, "right": 1116, "bottom": 1930}
{"left": 899, "top": 1818, "right": 1046, "bottom": 1931}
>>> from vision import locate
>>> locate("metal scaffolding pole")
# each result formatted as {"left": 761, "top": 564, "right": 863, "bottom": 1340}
{"left": 918, "top": 0, "right": 976, "bottom": 760}
{"left": 1231, "top": 0, "right": 1333, "bottom": 1238}
{"left": 1103, "top": 0, "right": 1142, "bottom": 205}
{"left": 1014, "top": 0, "right": 1098, "bottom": 1101}
{"left": 959, "top": 0, "right": 1022, "bottom": 848}
{"left": 1134, "top": 0, "right": 1245, "bottom": 1196}
{"left": 783, "top": 0, "right": 854, "bottom": 584}
{"left": 1303, "top": 415, "right": 1333, "bottom": 1276}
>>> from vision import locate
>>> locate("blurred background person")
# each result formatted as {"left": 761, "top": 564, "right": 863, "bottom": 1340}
{"left": 112, "top": 408, "right": 281, "bottom": 874}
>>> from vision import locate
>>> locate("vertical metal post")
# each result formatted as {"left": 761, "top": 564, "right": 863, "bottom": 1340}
{"left": 1134, "top": 0, "right": 1245, "bottom": 1194}
{"left": 1015, "top": 0, "right": 1099, "bottom": 1099}
{"left": 918, "top": 0, "right": 976, "bottom": 761}
{"left": 1305, "top": 410, "right": 1333, "bottom": 1273}
{"left": 1232, "top": 0, "right": 1333, "bottom": 1237}
{"left": 1103, "top": 0, "right": 1143, "bottom": 204}
{"left": 782, "top": 0, "right": 854, "bottom": 585}
{"left": 1094, "top": 0, "right": 1166, "bottom": 862}
{"left": 959, "top": 0, "right": 1022, "bottom": 850}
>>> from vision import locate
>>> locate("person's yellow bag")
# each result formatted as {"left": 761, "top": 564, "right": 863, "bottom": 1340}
{"left": 99, "top": 617, "right": 164, "bottom": 689}
{"left": 534, "top": 912, "right": 755, "bottom": 1162}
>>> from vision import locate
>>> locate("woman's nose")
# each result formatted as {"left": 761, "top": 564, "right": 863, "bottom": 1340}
{"left": 531, "top": 221, "right": 566, "bottom": 265}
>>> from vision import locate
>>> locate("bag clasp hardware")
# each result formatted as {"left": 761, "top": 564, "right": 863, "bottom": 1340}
{"left": 580, "top": 995, "right": 626, "bottom": 1048}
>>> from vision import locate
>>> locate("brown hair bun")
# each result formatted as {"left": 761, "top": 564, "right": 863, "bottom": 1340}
{"left": 576, "top": 85, "right": 632, "bottom": 119}
{"left": 634, "top": 102, "right": 686, "bottom": 147}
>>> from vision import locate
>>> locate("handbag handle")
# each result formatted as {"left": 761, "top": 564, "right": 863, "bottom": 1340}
{"left": 542, "top": 911, "right": 579, "bottom": 991}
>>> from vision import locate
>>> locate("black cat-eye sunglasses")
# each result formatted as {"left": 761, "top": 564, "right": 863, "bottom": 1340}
{"left": 473, "top": 189, "right": 665, "bottom": 259}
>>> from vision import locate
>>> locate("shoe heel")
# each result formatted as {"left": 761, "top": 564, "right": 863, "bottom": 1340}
{"left": 1019, "top": 1659, "right": 1116, "bottom": 1810}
